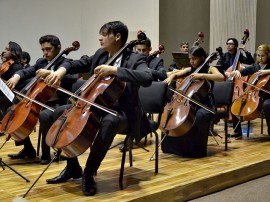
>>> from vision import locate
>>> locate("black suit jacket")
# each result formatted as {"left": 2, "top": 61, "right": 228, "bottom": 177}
{"left": 16, "top": 56, "right": 78, "bottom": 104}
{"left": 217, "top": 51, "right": 255, "bottom": 72}
{"left": 148, "top": 57, "right": 167, "bottom": 81}
{"left": 62, "top": 48, "right": 153, "bottom": 141}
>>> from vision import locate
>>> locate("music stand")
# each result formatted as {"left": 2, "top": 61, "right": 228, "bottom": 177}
{"left": 172, "top": 52, "right": 190, "bottom": 69}
{"left": 0, "top": 136, "right": 30, "bottom": 182}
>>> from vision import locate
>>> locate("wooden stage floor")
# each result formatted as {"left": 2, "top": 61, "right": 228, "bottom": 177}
{"left": 1, "top": 119, "right": 270, "bottom": 202}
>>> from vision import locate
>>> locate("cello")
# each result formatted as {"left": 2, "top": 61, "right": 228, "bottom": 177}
{"left": 231, "top": 70, "right": 270, "bottom": 121}
{"left": 0, "top": 41, "right": 80, "bottom": 141}
{"left": 46, "top": 32, "right": 147, "bottom": 158}
{"left": 159, "top": 50, "right": 219, "bottom": 137}
{"left": 0, "top": 59, "right": 14, "bottom": 75}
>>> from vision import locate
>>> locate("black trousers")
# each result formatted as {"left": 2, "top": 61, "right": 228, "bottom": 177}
{"left": 263, "top": 99, "right": 270, "bottom": 135}
{"left": 52, "top": 104, "right": 129, "bottom": 177}
{"left": 161, "top": 108, "right": 214, "bottom": 157}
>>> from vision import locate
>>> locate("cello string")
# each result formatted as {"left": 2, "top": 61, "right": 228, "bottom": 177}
{"left": 12, "top": 89, "right": 54, "bottom": 112}
{"left": 240, "top": 79, "right": 270, "bottom": 95}
{"left": 168, "top": 87, "right": 216, "bottom": 114}
{"left": 50, "top": 84, "right": 119, "bottom": 117}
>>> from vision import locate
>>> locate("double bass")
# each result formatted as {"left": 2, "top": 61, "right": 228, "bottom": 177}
{"left": 159, "top": 50, "right": 219, "bottom": 137}
{"left": 0, "top": 42, "right": 80, "bottom": 141}
{"left": 146, "top": 44, "right": 165, "bottom": 64}
{"left": 226, "top": 29, "right": 250, "bottom": 101}
{"left": 46, "top": 32, "right": 147, "bottom": 158}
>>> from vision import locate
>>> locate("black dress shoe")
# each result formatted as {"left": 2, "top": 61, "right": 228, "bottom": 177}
{"left": 82, "top": 175, "right": 97, "bottom": 196}
{"left": 46, "top": 166, "right": 82, "bottom": 184}
{"left": 40, "top": 155, "right": 52, "bottom": 165}
{"left": 8, "top": 148, "right": 36, "bottom": 159}
{"left": 230, "top": 133, "right": 242, "bottom": 138}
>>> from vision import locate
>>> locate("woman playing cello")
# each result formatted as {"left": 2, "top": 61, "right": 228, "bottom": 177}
{"left": 161, "top": 46, "right": 224, "bottom": 157}
{"left": 226, "top": 44, "right": 270, "bottom": 136}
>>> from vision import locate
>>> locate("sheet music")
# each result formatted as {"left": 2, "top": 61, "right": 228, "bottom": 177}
{"left": 0, "top": 78, "right": 15, "bottom": 102}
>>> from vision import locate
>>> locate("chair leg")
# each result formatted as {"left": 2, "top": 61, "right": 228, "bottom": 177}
{"left": 128, "top": 137, "right": 133, "bottom": 167}
{"left": 225, "top": 119, "right": 228, "bottom": 151}
{"left": 36, "top": 130, "right": 42, "bottom": 157}
{"left": 154, "top": 131, "right": 159, "bottom": 174}
{"left": 119, "top": 136, "right": 129, "bottom": 190}
{"left": 247, "top": 121, "right": 250, "bottom": 138}
{"left": 261, "top": 112, "right": 264, "bottom": 134}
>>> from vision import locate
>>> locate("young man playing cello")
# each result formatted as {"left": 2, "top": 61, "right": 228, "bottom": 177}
{"left": 42, "top": 21, "right": 152, "bottom": 196}
{"left": 6, "top": 35, "right": 78, "bottom": 164}
{"left": 217, "top": 37, "right": 255, "bottom": 138}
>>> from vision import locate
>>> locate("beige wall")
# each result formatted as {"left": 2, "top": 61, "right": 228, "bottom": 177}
{"left": 256, "top": 0, "right": 270, "bottom": 48}
{"left": 0, "top": 0, "right": 159, "bottom": 63}
{"left": 159, "top": 0, "right": 210, "bottom": 68}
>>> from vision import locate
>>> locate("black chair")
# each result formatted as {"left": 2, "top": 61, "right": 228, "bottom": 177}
{"left": 211, "top": 80, "right": 234, "bottom": 151}
{"left": 119, "top": 81, "right": 168, "bottom": 189}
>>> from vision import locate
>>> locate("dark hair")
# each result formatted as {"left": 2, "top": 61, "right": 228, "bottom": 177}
{"left": 22, "top": 51, "right": 31, "bottom": 63}
{"left": 226, "top": 38, "right": 238, "bottom": 47}
{"left": 39, "top": 35, "right": 61, "bottom": 47}
{"left": 8, "top": 41, "right": 22, "bottom": 61}
{"left": 180, "top": 41, "right": 189, "bottom": 47}
{"left": 99, "top": 21, "right": 128, "bottom": 45}
{"left": 137, "top": 37, "right": 151, "bottom": 48}
{"left": 189, "top": 46, "right": 207, "bottom": 58}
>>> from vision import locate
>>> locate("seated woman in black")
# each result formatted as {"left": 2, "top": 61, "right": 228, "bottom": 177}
{"left": 162, "top": 46, "right": 224, "bottom": 157}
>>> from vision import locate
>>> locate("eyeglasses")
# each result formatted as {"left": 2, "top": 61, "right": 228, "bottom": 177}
{"left": 226, "top": 42, "right": 235, "bottom": 45}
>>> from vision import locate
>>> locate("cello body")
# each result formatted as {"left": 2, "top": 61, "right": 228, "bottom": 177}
{"left": 46, "top": 75, "right": 126, "bottom": 158}
{"left": 1, "top": 80, "right": 55, "bottom": 141}
{"left": 160, "top": 77, "right": 210, "bottom": 137}
{"left": 231, "top": 73, "right": 270, "bottom": 121}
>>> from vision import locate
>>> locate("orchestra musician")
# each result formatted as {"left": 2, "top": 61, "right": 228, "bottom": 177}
{"left": 0, "top": 42, "right": 24, "bottom": 122}
{"left": 161, "top": 46, "right": 224, "bottom": 157}
{"left": 21, "top": 51, "right": 31, "bottom": 68}
{"left": 42, "top": 21, "right": 152, "bottom": 196}
{"left": 225, "top": 44, "right": 270, "bottom": 137}
{"left": 217, "top": 38, "right": 255, "bottom": 138}
{"left": 6, "top": 35, "right": 78, "bottom": 164}
{"left": 135, "top": 37, "right": 167, "bottom": 81}
{"left": 168, "top": 41, "right": 189, "bottom": 71}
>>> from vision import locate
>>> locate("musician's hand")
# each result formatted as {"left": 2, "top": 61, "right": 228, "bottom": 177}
{"left": 36, "top": 69, "right": 51, "bottom": 79}
{"left": 239, "top": 45, "right": 248, "bottom": 53}
{"left": 230, "top": 70, "right": 242, "bottom": 79}
{"left": 257, "top": 69, "right": 270, "bottom": 76}
{"left": 164, "top": 74, "right": 175, "bottom": 85}
{"left": 94, "top": 65, "right": 117, "bottom": 79}
{"left": 224, "top": 71, "right": 230, "bottom": 78}
{"left": 6, "top": 74, "right": 20, "bottom": 89}
{"left": 44, "top": 67, "right": 67, "bottom": 87}
{"left": 190, "top": 73, "right": 203, "bottom": 80}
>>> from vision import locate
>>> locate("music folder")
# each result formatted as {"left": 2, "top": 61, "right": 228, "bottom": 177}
{"left": 172, "top": 52, "right": 190, "bottom": 68}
